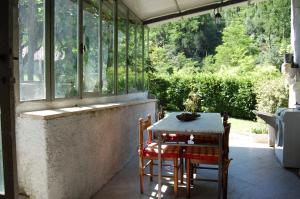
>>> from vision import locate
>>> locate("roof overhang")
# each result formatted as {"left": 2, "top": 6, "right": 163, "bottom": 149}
{"left": 121, "top": 0, "right": 266, "bottom": 25}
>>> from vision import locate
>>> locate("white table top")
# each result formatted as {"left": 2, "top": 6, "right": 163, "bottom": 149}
{"left": 151, "top": 112, "right": 224, "bottom": 135}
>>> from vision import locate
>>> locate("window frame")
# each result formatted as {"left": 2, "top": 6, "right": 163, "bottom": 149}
{"left": 16, "top": 0, "right": 146, "bottom": 109}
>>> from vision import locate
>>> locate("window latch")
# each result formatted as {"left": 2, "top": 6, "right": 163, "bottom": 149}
{"left": 79, "top": 43, "right": 86, "bottom": 54}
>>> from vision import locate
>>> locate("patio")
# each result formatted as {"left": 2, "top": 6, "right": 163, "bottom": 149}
{"left": 1, "top": 0, "right": 300, "bottom": 198}
{"left": 94, "top": 134, "right": 300, "bottom": 199}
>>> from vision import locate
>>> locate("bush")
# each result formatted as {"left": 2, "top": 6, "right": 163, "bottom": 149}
{"left": 149, "top": 77, "right": 170, "bottom": 108}
{"left": 255, "top": 77, "right": 288, "bottom": 113}
{"left": 251, "top": 127, "right": 268, "bottom": 134}
{"left": 149, "top": 74, "right": 257, "bottom": 120}
{"left": 196, "top": 75, "right": 256, "bottom": 120}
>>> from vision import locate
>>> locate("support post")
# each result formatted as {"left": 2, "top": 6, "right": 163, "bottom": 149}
{"left": 289, "top": 0, "right": 300, "bottom": 107}
{"left": 0, "top": 0, "right": 18, "bottom": 198}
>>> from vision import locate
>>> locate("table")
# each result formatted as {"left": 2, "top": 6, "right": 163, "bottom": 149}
{"left": 151, "top": 112, "right": 224, "bottom": 198}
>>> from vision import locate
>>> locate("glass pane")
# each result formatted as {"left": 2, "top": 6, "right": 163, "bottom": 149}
{"left": 101, "top": 1, "right": 114, "bottom": 95}
{"left": 144, "top": 27, "right": 149, "bottom": 90}
{"left": 19, "top": 0, "right": 46, "bottom": 101}
{"left": 54, "top": 0, "right": 78, "bottom": 98}
{"left": 0, "top": 109, "right": 4, "bottom": 194}
{"left": 128, "top": 13, "right": 137, "bottom": 93}
{"left": 136, "top": 24, "right": 143, "bottom": 91}
{"left": 83, "top": 0, "right": 100, "bottom": 93}
{"left": 117, "top": 2, "right": 127, "bottom": 94}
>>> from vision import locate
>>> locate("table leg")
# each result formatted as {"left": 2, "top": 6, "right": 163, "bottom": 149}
{"left": 218, "top": 134, "right": 223, "bottom": 199}
{"left": 158, "top": 134, "right": 162, "bottom": 199}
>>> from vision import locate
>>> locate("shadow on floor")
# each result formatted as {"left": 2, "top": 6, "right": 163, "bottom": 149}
{"left": 93, "top": 145, "right": 300, "bottom": 199}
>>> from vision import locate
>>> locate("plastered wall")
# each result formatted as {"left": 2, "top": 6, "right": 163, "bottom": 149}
{"left": 16, "top": 100, "right": 156, "bottom": 199}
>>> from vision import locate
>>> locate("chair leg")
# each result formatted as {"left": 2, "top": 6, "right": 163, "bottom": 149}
{"left": 180, "top": 157, "right": 184, "bottom": 184}
{"left": 174, "top": 158, "right": 178, "bottom": 197}
{"left": 223, "top": 158, "right": 232, "bottom": 199}
{"left": 223, "top": 169, "right": 228, "bottom": 199}
{"left": 186, "top": 158, "right": 191, "bottom": 197}
{"left": 191, "top": 164, "right": 194, "bottom": 186}
{"left": 139, "top": 156, "right": 144, "bottom": 194}
{"left": 150, "top": 160, "right": 153, "bottom": 182}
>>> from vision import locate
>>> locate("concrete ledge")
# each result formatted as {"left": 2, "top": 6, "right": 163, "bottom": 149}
{"left": 19, "top": 99, "right": 157, "bottom": 120}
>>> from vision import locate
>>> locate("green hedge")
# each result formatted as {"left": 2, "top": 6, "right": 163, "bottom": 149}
{"left": 149, "top": 75, "right": 257, "bottom": 120}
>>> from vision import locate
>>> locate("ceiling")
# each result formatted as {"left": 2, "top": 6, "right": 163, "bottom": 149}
{"left": 121, "top": 0, "right": 265, "bottom": 25}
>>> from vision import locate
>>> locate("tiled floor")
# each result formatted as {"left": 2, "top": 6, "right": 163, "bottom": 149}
{"left": 93, "top": 134, "right": 300, "bottom": 199}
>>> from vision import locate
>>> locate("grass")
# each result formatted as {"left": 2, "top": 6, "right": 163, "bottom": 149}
{"left": 229, "top": 118, "right": 268, "bottom": 135}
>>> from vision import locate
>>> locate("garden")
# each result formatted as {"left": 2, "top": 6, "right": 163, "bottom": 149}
{"left": 147, "top": 0, "right": 290, "bottom": 136}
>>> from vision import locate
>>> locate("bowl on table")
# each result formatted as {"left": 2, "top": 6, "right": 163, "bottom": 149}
{"left": 176, "top": 112, "right": 200, "bottom": 122}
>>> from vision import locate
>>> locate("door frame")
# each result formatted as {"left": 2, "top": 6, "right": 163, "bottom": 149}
{"left": 0, "top": 0, "right": 18, "bottom": 198}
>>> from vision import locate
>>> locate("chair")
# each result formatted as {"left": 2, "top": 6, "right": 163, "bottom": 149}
{"left": 158, "top": 107, "right": 190, "bottom": 143}
{"left": 184, "top": 123, "right": 232, "bottom": 198}
{"left": 223, "top": 112, "right": 229, "bottom": 127}
{"left": 157, "top": 108, "right": 189, "bottom": 184}
{"left": 193, "top": 112, "right": 229, "bottom": 145}
{"left": 138, "top": 114, "right": 180, "bottom": 196}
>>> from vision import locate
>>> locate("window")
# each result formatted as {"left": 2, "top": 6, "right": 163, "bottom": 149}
{"left": 19, "top": 0, "right": 46, "bottom": 101}
{"left": 83, "top": 0, "right": 100, "bottom": 93}
{"left": 18, "top": 0, "right": 146, "bottom": 103}
{"left": 117, "top": 2, "right": 127, "bottom": 94}
{"left": 54, "top": 0, "right": 78, "bottom": 98}
{"left": 101, "top": 1, "right": 114, "bottom": 95}
{"left": 128, "top": 12, "right": 137, "bottom": 93}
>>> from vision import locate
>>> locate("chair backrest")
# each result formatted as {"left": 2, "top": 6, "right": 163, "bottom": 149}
{"left": 139, "top": 114, "right": 152, "bottom": 152}
{"left": 223, "top": 123, "right": 231, "bottom": 157}
{"left": 157, "top": 106, "right": 165, "bottom": 121}
{"left": 223, "top": 112, "right": 229, "bottom": 127}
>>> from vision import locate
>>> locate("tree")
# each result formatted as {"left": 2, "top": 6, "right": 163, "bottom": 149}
{"left": 212, "top": 20, "right": 258, "bottom": 71}
{"left": 150, "top": 14, "right": 224, "bottom": 63}
{"left": 224, "top": 0, "right": 291, "bottom": 66}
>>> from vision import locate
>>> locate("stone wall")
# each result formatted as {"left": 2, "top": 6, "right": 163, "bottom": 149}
{"left": 16, "top": 100, "right": 156, "bottom": 199}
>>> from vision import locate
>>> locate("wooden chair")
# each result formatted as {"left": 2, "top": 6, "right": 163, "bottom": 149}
{"left": 157, "top": 105, "right": 165, "bottom": 121}
{"left": 138, "top": 114, "right": 180, "bottom": 196}
{"left": 193, "top": 112, "right": 229, "bottom": 145}
{"left": 184, "top": 123, "right": 232, "bottom": 198}
{"left": 157, "top": 108, "right": 188, "bottom": 184}
{"left": 223, "top": 112, "right": 229, "bottom": 127}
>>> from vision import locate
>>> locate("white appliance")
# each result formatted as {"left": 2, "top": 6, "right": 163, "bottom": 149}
{"left": 275, "top": 108, "right": 300, "bottom": 168}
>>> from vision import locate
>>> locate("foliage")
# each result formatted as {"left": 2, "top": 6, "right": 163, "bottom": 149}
{"left": 149, "top": 75, "right": 257, "bottom": 120}
{"left": 251, "top": 127, "right": 268, "bottom": 134}
{"left": 202, "top": 20, "right": 259, "bottom": 74}
{"left": 224, "top": 0, "right": 291, "bottom": 66}
{"left": 149, "top": 46, "right": 199, "bottom": 76}
{"left": 255, "top": 77, "right": 288, "bottom": 113}
{"left": 150, "top": 14, "right": 223, "bottom": 62}
{"left": 147, "top": 0, "right": 290, "bottom": 121}
{"left": 148, "top": 77, "right": 170, "bottom": 107}
{"left": 184, "top": 89, "right": 202, "bottom": 113}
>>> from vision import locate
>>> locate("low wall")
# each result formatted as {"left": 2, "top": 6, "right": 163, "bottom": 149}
{"left": 16, "top": 99, "right": 156, "bottom": 199}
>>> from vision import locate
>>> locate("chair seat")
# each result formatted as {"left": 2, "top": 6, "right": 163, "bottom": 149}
{"left": 141, "top": 142, "right": 180, "bottom": 159}
{"left": 185, "top": 146, "right": 220, "bottom": 163}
